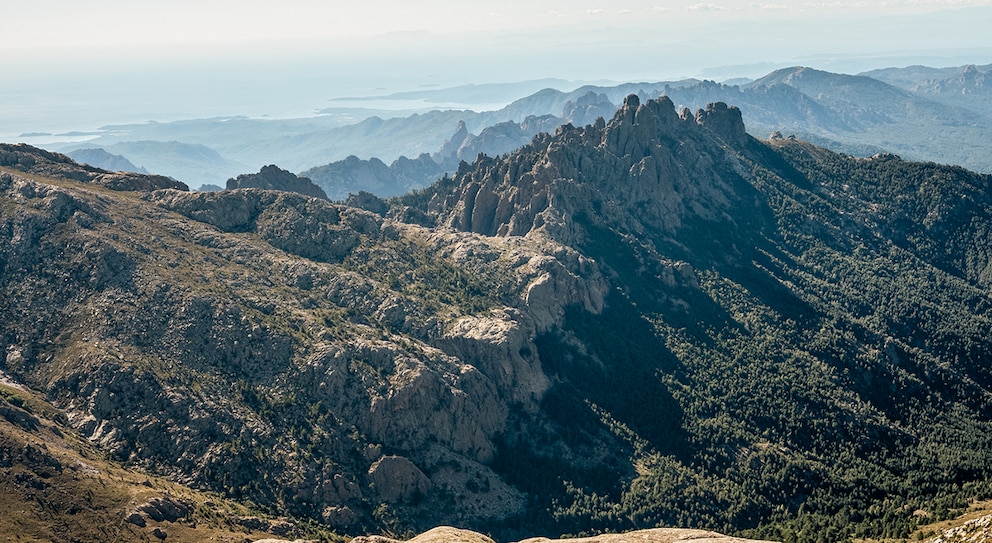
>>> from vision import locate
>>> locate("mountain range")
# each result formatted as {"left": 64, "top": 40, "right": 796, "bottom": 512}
{"left": 3, "top": 87, "right": 992, "bottom": 543}
{"left": 43, "top": 64, "right": 992, "bottom": 193}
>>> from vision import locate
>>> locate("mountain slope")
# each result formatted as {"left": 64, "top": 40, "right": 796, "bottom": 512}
{"left": 403, "top": 95, "right": 992, "bottom": 540}
{"left": 4, "top": 91, "right": 992, "bottom": 543}
{"left": 0, "top": 145, "right": 605, "bottom": 537}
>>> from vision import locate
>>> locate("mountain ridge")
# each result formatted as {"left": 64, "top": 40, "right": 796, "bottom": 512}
{"left": 4, "top": 89, "right": 992, "bottom": 542}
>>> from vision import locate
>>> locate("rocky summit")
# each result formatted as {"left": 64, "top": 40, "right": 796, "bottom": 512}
{"left": 3, "top": 93, "right": 992, "bottom": 543}
{"left": 227, "top": 164, "right": 329, "bottom": 200}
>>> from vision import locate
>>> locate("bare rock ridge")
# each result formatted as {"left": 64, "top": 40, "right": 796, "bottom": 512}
{"left": 0, "top": 142, "right": 188, "bottom": 191}
{"left": 423, "top": 95, "right": 754, "bottom": 250}
{"left": 226, "top": 164, "right": 329, "bottom": 200}
{"left": 148, "top": 188, "right": 378, "bottom": 263}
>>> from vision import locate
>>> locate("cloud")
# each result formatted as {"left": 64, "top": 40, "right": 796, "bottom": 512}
{"left": 686, "top": 3, "right": 732, "bottom": 11}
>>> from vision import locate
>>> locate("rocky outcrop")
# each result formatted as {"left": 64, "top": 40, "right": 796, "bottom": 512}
{"left": 133, "top": 496, "right": 192, "bottom": 523}
{"left": 147, "top": 188, "right": 380, "bottom": 263}
{"left": 351, "top": 526, "right": 779, "bottom": 543}
{"left": 694, "top": 101, "right": 748, "bottom": 147}
{"left": 96, "top": 171, "right": 189, "bottom": 192}
{"left": 561, "top": 91, "right": 617, "bottom": 127}
{"left": 304, "top": 339, "right": 506, "bottom": 464}
{"left": 368, "top": 455, "right": 431, "bottom": 503}
{"left": 440, "top": 312, "right": 549, "bottom": 409}
{"left": 353, "top": 527, "right": 496, "bottom": 543}
{"left": 925, "top": 513, "right": 992, "bottom": 543}
{"left": 345, "top": 190, "right": 390, "bottom": 216}
{"left": 226, "top": 165, "right": 328, "bottom": 200}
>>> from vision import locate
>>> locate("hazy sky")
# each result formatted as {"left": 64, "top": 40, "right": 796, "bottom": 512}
{"left": 7, "top": 1, "right": 992, "bottom": 52}
{"left": 3, "top": 1, "right": 991, "bottom": 138}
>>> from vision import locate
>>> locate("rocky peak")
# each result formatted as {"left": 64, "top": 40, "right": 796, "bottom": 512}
{"left": 602, "top": 95, "right": 688, "bottom": 160}
{"left": 561, "top": 91, "right": 616, "bottom": 127}
{"left": 226, "top": 165, "right": 328, "bottom": 200}
{"left": 436, "top": 120, "right": 471, "bottom": 161}
{"left": 693, "top": 101, "right": 748, "bottom": 146}
{"left": 422, "top": 96, "right": 758, "bottom": 250}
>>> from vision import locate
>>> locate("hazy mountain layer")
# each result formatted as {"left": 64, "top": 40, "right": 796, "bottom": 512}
{"left": 862, "top": 63, "right": 992, "bottom": 116}
{"left": 66, "top": 148, "right": 148, "bottom": 174}
{"left": 46, "top": 64, "right": 992, "bottom": 194}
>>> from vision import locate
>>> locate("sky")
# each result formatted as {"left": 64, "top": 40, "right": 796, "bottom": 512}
{"left": 2, "top": 1, "right": 991, "bottom": 139}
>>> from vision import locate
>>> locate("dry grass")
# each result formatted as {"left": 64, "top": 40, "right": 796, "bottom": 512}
{"left": 0, "top": 382, "right": 341, "bottom": 543}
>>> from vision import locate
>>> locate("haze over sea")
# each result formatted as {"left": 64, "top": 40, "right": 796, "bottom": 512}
{"left": 3, "top": 1, "right": 991, "bottom": 143}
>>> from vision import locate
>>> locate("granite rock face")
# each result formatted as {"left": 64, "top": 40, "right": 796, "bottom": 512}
{"left": 427, "top": 95, "right": 757, "bottom": 249}
{"left": 368, "top": 455, "right": 431, "bottom": 503}
{"left": 226, "top": 165, "right": 328, "bottom": 200}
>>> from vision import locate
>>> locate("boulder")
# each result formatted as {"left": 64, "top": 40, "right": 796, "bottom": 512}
{"left": 135, "top": 496, "right": 191, "bottom": 523}
{"left": 368, "top": 455, "right": 431, "bottom": 503}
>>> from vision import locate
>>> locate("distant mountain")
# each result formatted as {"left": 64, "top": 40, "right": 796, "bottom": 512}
{"left": 646, "top": 66, "right": 992, "bottom": 173}
{"left": 66, "top": 148, "right": 148, "bottom": 174}
{"left": 862, "top": 63, "right": 992, "bottom": 116}
{"left": 59, "top": 140, "right": 245, "bottom": 189}
{"left": 436, "top": 115, "right": 563, "bottom": 164}
{"left": 302, "top": 153, "right": 446, "bottom": 201}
